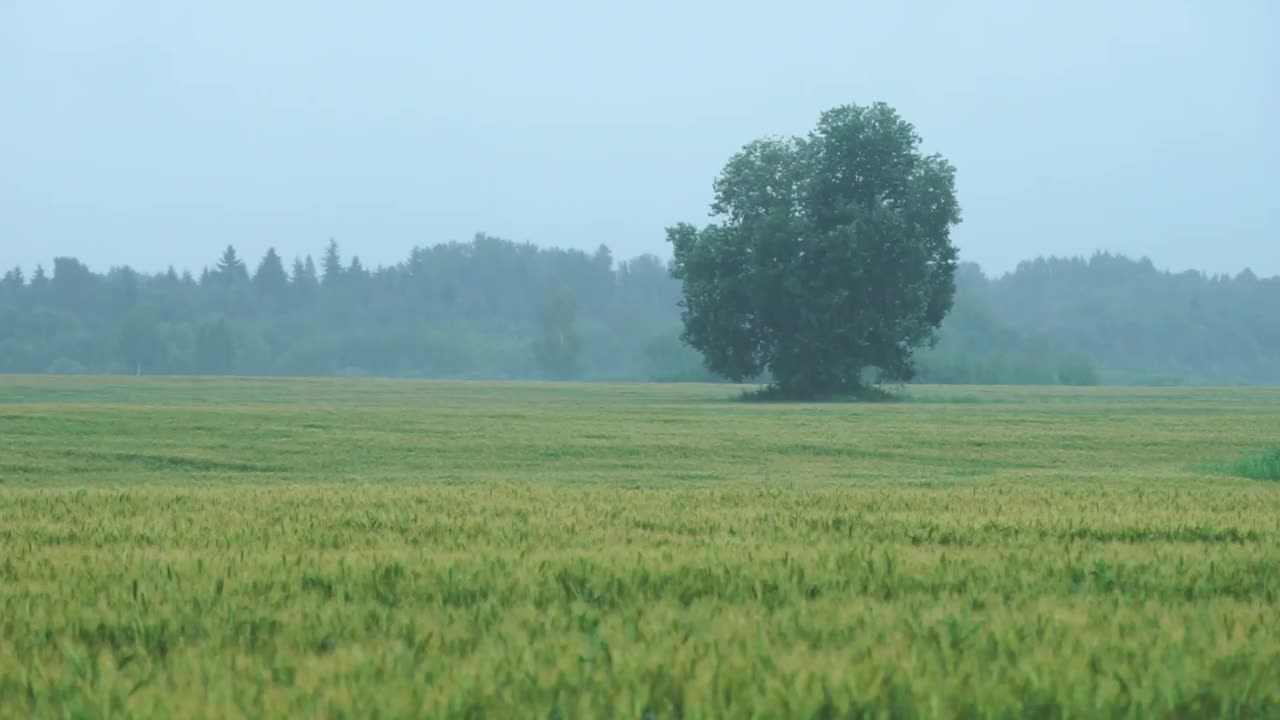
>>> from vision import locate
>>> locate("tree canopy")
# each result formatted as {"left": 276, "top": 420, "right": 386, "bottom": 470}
{"left": 667, "top": 102, "right": 961, "bottom": 398}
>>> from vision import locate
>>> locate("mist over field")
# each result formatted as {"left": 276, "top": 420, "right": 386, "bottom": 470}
{"left": 4, "top": 2, "right": 1275, "bottom": 387}
{"left": 3, "top": 4, "right": 1279, "bottom": 717}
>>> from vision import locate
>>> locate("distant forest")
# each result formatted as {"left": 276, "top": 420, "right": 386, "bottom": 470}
{"left": 1, "top": 236, "right": 1277, "bottom": 386}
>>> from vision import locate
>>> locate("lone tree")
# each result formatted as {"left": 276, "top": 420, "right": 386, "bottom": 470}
{"left": 667, "top": 102, "right": 961, "bottom": 398}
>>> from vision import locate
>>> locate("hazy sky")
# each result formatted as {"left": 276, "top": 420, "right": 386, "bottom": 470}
{"left": 2, "top": 0, "right": 1276, "bottom": 278}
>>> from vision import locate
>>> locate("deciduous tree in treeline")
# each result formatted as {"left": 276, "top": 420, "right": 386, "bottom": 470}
{"left": 532, "top": 287, "right": 582, "bottom": 379}
{"left": 195, "top": 319, "right": 235, "bottom": 374}
{"left": 118, "top": 308, "right": 163, "bottom": 375}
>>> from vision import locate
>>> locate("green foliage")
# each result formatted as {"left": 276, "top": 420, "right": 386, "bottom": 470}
{"left": 321, "top": 239, "right": 343, "bottom": 288}
{"left": 531, "top": 287, "right": 583, "bottom": 379}
{"left": 0, "top": 236, "right": 688, "bottom": 380}
{"left": 668, "top": 102, "right": 961, "bottom": 398}
{"left": 118, "top": 308, "right": 164, "bottom": 375}
{"left": 213, "top": 245, "right": 250, "bottom": 287}
{"left": 639, "top": 330, "right": 721, "bottom": 382}
{"left": 939, "top": 254, "right": 1280, "bottom": 386}
{"left": 1229, "top": 449, "right": 1280, "bottom": 481}
{"left": 44, "top": 357, "right": 87, "bottom": 375}
{"left": 290, "top": 255, "right": 319, "bottom": 299}
{"left": 1, "top": 379, "right": 1279, "bottom": 716}
{"left": 2, "top": 266, "right": 26, "bottom": 290}
{"left": 1057, "top": 354, "right": 1101, "bottom": 386}
{"left": 1, "top": 237, "right": 1278, "bottom": 386}
{"left": 741, "top": 382, "right": 897, "bottom": 403}
{"left": 252, "top": 247, "right": 290, "bottom": 304}
{"left": 915, "top": 348, "right": 1101, "bottom": 387}
{"left": 195, "top": 319, "right": 234, "bottom": 374}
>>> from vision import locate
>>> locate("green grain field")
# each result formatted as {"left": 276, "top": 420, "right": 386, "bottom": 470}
{"left": 1, "top": 377, "right": 1279, "bottom": 719}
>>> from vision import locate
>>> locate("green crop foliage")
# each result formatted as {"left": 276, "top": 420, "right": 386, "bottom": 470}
{"left": 1230, "top": 448, "right": 1280, "bottom": 481}
{"left": 1, "top": 377, "right": 1279, "bottom": 718}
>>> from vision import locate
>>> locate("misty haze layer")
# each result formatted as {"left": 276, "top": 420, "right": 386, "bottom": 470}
{"left": 1, "top": 236, "right": 1277, "bottom": 385}
{"left": 2, "top": 1, "right": 1276, "bottom": 277}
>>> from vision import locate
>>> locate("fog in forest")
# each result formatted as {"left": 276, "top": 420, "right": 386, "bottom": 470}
{"left": 1, "top": 239, "right": 1278, "bottom": 386}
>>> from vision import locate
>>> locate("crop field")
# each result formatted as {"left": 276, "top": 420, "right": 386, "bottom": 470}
{"left": 1, "top": 377, "right": 1279, "bottom": 718}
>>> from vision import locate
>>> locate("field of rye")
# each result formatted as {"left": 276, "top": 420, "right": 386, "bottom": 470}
{"left": 1, "top": 377, "right": 1279, "bottom": 718}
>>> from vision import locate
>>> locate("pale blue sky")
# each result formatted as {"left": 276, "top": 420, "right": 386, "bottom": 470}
{"left": 2, "top": 0, "right": 1276, "bottom": 277}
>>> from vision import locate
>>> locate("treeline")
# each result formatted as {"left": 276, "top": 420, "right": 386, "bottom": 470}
{"left": 0, "top": 236, "right": 710, "bottom": 381}
{"left": 1, "top": 239, "right": 1277, "bottom": 386}
{"left": 916, "top": 254, "right": 1280, "bottom": 386}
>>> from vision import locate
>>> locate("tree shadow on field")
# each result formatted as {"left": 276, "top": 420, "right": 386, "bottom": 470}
{"left": 737, "top": 384, "right": 904, "bottom": 404}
